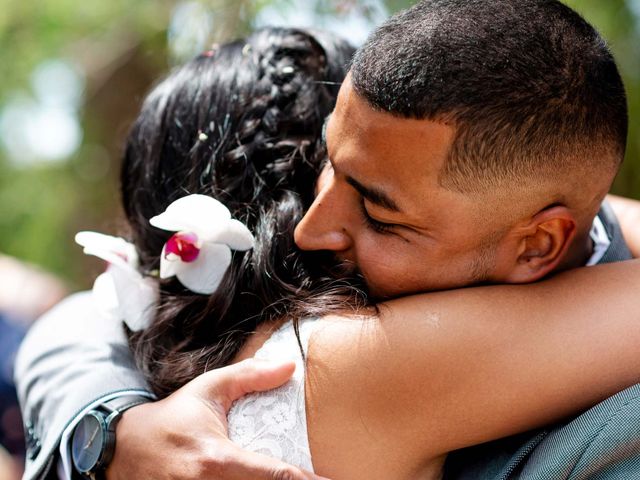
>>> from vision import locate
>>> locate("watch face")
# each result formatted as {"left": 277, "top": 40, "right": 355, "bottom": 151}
{"left": 72, "top": 412, "right": 106, "bottom": 474}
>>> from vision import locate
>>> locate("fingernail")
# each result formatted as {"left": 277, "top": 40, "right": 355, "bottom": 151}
{"left": 257, "top": 358, "right": 295, "bottom": 368}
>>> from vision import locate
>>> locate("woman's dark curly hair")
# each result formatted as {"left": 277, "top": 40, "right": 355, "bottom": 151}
{"left": 122, "top": 28, "right": 366, "bottom": 398}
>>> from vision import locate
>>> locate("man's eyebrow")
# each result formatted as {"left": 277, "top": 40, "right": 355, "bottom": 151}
{"left": 346, "top": 176, "right": 401, "bottom": 212}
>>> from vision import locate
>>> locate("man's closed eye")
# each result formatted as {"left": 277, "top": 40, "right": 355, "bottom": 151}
{"left": 360, "top": 199, "right": 397, "bottom": 234}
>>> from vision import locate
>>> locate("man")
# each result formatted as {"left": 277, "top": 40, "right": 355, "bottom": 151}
{"left": 16, "top": 1, "right": 640, "bottom": 479}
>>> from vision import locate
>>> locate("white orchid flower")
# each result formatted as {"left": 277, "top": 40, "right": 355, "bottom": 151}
{"left": 149, "top": 194, "right": 254, "bottom": 295}
{"left": 75, "top": 231, "right": 158, "bottom": 331}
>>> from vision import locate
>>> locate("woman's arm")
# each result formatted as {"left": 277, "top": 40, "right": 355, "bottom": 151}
{"left": 306, "top": 259, "right": 640, "bottom": 479}
{"left": 607, "top": 194, "right": 640, "bottom": 257}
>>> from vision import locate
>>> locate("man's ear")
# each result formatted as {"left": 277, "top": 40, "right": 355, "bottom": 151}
{"left": 503, "top": 206, "right": 577, "bottom": 283}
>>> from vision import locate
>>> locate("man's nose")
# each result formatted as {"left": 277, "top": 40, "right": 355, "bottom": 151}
{"left": 294, "top": 180, "right": 352, "bottom": 253}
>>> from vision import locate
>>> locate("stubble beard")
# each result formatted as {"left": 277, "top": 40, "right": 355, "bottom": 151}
{"left": 468, "top": 237, "right": 500, "bottom": 286}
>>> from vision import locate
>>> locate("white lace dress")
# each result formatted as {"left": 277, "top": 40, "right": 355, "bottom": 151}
{"left": 228, "top": 319, "right": 317, "bottom": 471}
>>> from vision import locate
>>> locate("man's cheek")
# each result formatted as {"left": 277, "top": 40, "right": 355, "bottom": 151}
{"left": 358, "top": 257, "right": 407, "bottom": 299}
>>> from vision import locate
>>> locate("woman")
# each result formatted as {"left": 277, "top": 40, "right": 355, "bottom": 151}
{"left": 86, "top": 28, "right": 640, "bottom": 479}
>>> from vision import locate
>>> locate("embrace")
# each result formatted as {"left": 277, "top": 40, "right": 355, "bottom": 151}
{"left": 16, "top": 1, "right": 640, "bottom": 479}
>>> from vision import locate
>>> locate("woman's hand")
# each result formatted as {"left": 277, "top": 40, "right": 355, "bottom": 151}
{"left": 106, "top": 358, "right": 329, "bottom": 480}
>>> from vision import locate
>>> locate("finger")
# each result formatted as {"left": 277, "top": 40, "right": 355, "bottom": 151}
{"left": 194, "top": 358, "right": 296, "bottom": 410}
{"left": 213, "top": 446, "right": 331, "bottom": 480}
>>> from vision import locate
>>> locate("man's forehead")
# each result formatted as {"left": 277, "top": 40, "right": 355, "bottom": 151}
{"left": 331, "top": 81, "right": 391, "bottom": 137}
{"left": 328, "top": 86, "right": 454, "bottom": 183}
{"left": 332, "top": 80, "right": 453, "bottom": 148}
{"left": 324, "top": 82, "right": 474, "bottom": 230}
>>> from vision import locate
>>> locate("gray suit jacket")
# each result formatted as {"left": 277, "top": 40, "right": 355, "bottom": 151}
{"left": 14, "top": 292, "right": 150, "bottom": 480}
{"left": 444, "top": 201, "right": 639, "bottom": 479}
{"left": 16, "top": 203, "right": 636, "bottom": 480}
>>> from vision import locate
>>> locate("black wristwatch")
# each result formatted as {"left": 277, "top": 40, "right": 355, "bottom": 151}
{"left": 71, "top": 395, "right": 149, "bottom": 479}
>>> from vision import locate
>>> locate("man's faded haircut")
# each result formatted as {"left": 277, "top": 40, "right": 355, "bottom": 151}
{"left": 351, "top": 0, "right": 628, "bottom": 194}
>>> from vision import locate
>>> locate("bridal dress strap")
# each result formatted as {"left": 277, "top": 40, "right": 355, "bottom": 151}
{"left": 228, "top": 318, "right": 317, "bottom": 471}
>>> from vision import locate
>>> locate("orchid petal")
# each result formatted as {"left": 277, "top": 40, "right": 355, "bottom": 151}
{"left": 159, "top": 245, "right": 181, "bottom": 279}
{"left": 175, "top": 242, "right": 231, "bottom": 294}
{"left": 109, "top": 264, "right": 158, "bottom": 331}
{"left": 91, "top": 271, "right": 120, "bottom": 317}
{"left": 207, "top": 219, "right": 255, "bottom": 250}
{"left": 75, "top": 231, "right": 139, "bottom": 270}
{"left": 150, "top": 194, "right": 230, "bottom": 236}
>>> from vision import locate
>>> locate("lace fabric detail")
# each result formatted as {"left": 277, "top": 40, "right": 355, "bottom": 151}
{"left": 228, "top": 319, "right": 317, "bottom": 471}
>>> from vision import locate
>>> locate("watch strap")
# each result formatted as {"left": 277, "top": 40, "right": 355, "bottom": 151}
{"left": 101, "top": 394, "right": 150, "bottom": 417}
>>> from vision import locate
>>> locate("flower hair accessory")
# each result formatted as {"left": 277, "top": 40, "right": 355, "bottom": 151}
{"left": 150, "top": 194, "right": 254, "bottom": 295}
{"left": 75, "top": 232, "right": 158, "bottom": 331}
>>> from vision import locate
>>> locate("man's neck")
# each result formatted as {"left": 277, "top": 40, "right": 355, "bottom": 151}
{"left": 558, "top": 229, "right": 594, "bottom": 271}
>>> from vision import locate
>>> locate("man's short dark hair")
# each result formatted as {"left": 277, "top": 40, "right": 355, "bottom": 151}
{"left": 351, "top": 0, "right": 628, "bottom": 193}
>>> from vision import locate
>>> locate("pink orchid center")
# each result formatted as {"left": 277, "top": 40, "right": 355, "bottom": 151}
{"left": 165, "top": 232, "right": 201, "bottom": 262}
{"left": 114, "top": 252, "right": 129, "bottom": 263}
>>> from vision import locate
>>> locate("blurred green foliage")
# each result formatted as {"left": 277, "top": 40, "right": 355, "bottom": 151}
{"left": 0, "top": 0, "right": 638, "bottom": 287}
{"left": 563, "top": 0, "right": 640, "bottom": 195}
